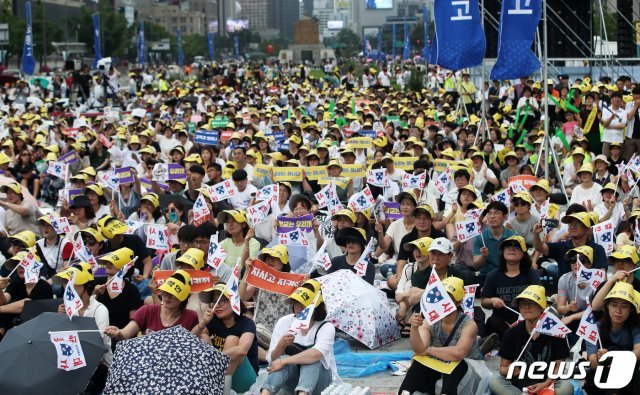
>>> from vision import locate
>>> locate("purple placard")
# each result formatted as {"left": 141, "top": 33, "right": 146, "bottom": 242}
{"left": 115, "top": 167, "right": 135, "bottom": 184}
{"left": 276, "top": 214, "right": 313, "bottom": 234}
{"left": 93, "top": 266, "right": 108, "bottom": 276}
{"left": 67, "top": 188, "right": 84, "bottom": 204}
{"left": 168, "top": 163, "right": 187, "bottom": 180}
{"left": 276, "top": 214, "right": 314, "bottom": 233}
{"left": 383, "top": 201, "right": 403, "bottom": 220}
{"left": 139, "top": 177, "right": 169, "bottom": 191}
{"left": 58, "top": 150, "right": 80, "bottom": 164}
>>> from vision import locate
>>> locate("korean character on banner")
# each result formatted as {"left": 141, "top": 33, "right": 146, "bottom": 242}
{"left": 507, "top": 0, "right": 534, "bottom": 15}
{"left": 428, "top": 310, "right": 440, "bottom": 322}
{"left": 442, "top": 302, "right": 454, "bottom": 314}
{"left": 146, "top": 224, "right": 169, "bottom": 250}
{"left": 451, "top": 0, "right": 473, "bottom": 21}
{"left": 588, "top": 330, "right": 598, "bottom": 343}
{"left": 192, "top": 194, "right": 211, "bottom": 226}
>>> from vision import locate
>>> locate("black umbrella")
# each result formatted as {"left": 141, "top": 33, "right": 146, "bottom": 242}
{"left": 0, "top": 312, "right": 107, "bottom": 395}
{"left": 21, "top": 299, "right": 62, "bottom": 323}
{"left": 104, "top": 326, "right": 229, "bottom": 395}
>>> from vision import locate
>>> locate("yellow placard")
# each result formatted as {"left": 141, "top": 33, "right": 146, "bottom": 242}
{"left": 222, "top": 167, "right": 234, "bottom": 179}
{"left": 304, "top": 166, "right": 328, "bottom": 181}
{"left": 393, "top": 156, "right": 419, "bottom": 171}
{"left": 348, "top": 136, "right": 373, "bottom": 149}
{"left": 548, "top": 203, "right": 560, "bottom": 219}
{"left": 341, "top": 164, "right": 366, "bottom": 179}
{"left": 317, "top": 176, "right": 349, "bottom": 189}
{"left": 434, "top": 159, "right": 457, "bottom": 172}
{"left": 254, "top": 163, "right": 272, "bottom": 178}
{"left": 413, "top": 355, "right": 461, "bottom": 374}
{"left": 272, "top": 167, "right": 303, "bottom": 182}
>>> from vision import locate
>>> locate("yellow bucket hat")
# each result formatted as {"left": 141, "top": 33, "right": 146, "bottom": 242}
{"left": 85, "top": 183, "right": 104, "bottom": 197}
{"left": 79, "top": 227, "right": 105, "bottom": 243}
{"left": 331, "top": 208, "right": 356, "bottom": 223}
{"left": 404, "top": 237, "right": 434, "bottom": 256}
{"left": 259, "top": 245, "right": 289, "bottom": 265}
{"left": 97, "top": 215, "right": 129, "bottom": 239}
{"left": 561, "top": 212, "right": 592, "bottom": 228}
{"left": 79, "top": 166, "right": 97, "bottom": 177}
{"left": 513, "top": 191, "right": 533, "bottom": 205}
{"left": 99, "top": 247, "right": 135, "bottom": 270}
{"left": 158, "top": 270, "right": 192, "bottom": 301}
{"left": 216, "top": 210, "right": 247, "bottom": 224}
{"left": 9, "top": 230, "right": 37, "bottom": 248}
{"left": 530, "top": 179, "right": 550, "bottom": 194}
{"left": 288, "top": 285, "right": 323, "bottom": 308}
{"left": 55, "top": 262, "right": 95, "bottom": 285}
{"left": 141, "top": 192, "right": 160, "bottom": 209}
{"left": 515, "top": 285, "right": 547, "bottom": 309}
{"left": 442, "top": 277, "right": 465, "bottom": 303}
{"left": 175, "top": 248, "right": 205, "bottom": 270}
{"left": 1, "top": 182, "right": 22, "bottom": 195}
{"left": 605, "top": 282, "right": 637, "bottom": 306}
{"left": 610, "top": 245, "right": 639, "bottom": 264}
{"left": 566, "top": 245, "right": 594, "bottom": 264}
{"left": 499, "top": 235, "right": 527, "bottom": 252}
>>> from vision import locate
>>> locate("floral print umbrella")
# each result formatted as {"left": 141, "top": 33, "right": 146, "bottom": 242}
{"left": 317, "top": 269, "right": 400, "bottom": 349}
{"left": 104, "top": 326, "right": 229, "bottom": 395}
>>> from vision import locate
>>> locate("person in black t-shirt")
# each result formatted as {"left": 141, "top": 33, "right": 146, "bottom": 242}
{"left": 93, "top": 247, "right": 142, "bottom": 336}
{"left": 193, "top": 284, "right": 258, "bottom": 394}
{"left": 97, "top": 215, "right": 152, "bottom": 299}
{"left": 389, "top": 204, "right": 445, "bottom": 292}
{"left": 0, "top": 252, "right": 53, "bottom": 336}
{"left": 489, "top": 285, "right": 574, "bottom": 395}
{"left": 481, "top": 236, "right": 541, "bottom": 339}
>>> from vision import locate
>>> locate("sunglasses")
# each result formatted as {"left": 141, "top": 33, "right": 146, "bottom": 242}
{"left": 503, "top": 243, "right": 521, "bottom": 251}
{"left": 167, "top": 208, "right": 178, "bottom": 213}
{"left": 83, "top": 238, "right": 97, "bottom": 246}
{"left": 513, "top": 200, "right": 528, "bottom": 207}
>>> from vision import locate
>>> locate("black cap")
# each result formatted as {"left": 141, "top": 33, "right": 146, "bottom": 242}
{"left": 70, "top": 194, "right": 92, "bottom": 208}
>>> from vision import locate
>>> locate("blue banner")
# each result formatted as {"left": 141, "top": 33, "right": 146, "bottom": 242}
{"left": 138, "top": 21, "right": 145, "bottom": 67}
{"left": 392, "top": 24, "right": 396, "bottom": 59}
{"left": 234, "top": 36, "right": 239, "bottom": 58}
{"left": 359, "top": 130, "right": 376, "bottom": 138}
{"left": 92, "top": 13, "right": 102, "bottom": 69}
{"left": 277, "top": 142, "right": 290, "bottom": 151}
{"left": 403, "top": 18, "right": 409, "bottom": 60}
{"left": 21, "top": 1, "right": 36, "bottom": 76}
{"left": 423, "top": 5, "right": 430, "bottom": 60}
{"left": 176, "top": 28, "right": 183, "bottom": 66}
{"left": 490, "top": 0, "right": 541, "bottom": 80}
{"left": 194, "top": 130, "right": 219, "bottom": 145}
{"left": 208, "top": 32, "right": 215, "bottom": 61}
{"left": 266, "top": 131, "right": 286, "bottom": 142}
{"left": 364, "top": 37, "right": 370, "bottom": 58}
{"left": 377, "top": 29, "right": 382, "bottom": 61}
{"left": 432, "top": 0, "right": 486, "bottom": 70}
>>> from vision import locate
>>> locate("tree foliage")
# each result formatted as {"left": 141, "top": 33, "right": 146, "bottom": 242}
{"left": 70, "top": 0, "right": 130, "bottom": 59}
{"left": 325, "top": 28, "right": 360, "bottom": 57}
{"left": 1, "top": 0, "right": 62, "bottom": 63}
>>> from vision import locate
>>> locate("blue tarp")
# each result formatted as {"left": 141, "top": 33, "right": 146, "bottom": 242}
{"left": 333, "top": 339, "right": 413, "bottom": 378}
